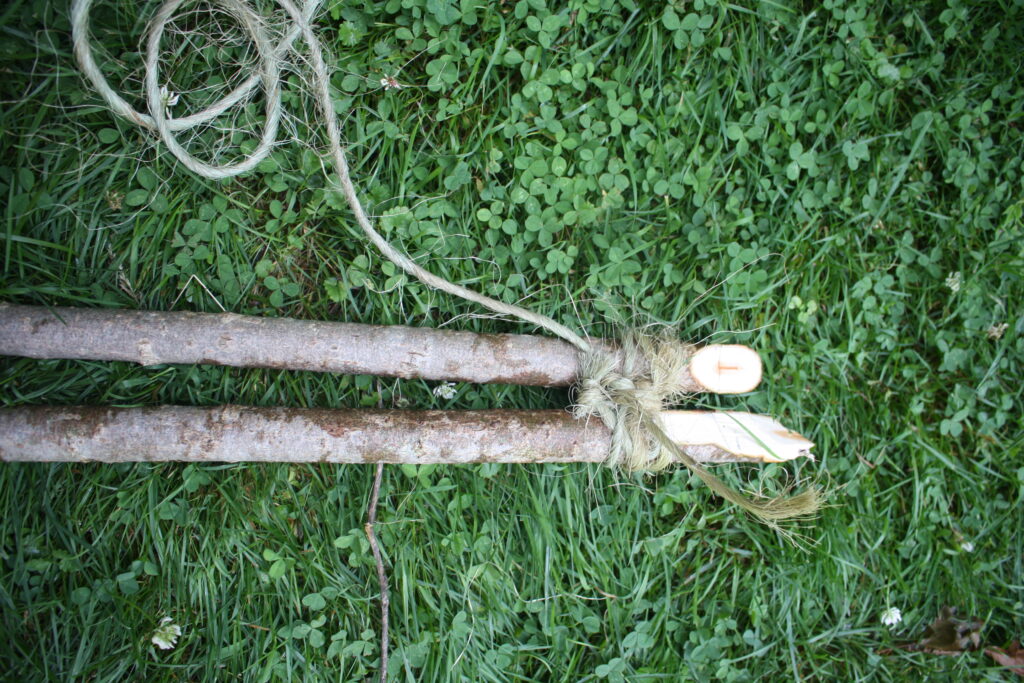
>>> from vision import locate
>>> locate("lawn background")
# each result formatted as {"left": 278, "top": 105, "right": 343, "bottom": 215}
{"left": 1, "top": 0, "right": 1022, "bottom": 679}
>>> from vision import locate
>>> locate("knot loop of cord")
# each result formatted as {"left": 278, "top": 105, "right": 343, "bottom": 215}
{"left": 71, "top": 0, "right": 821, "bottom": 523}
{"left": 574, "top": 332, "right": 695, "bottom": 473}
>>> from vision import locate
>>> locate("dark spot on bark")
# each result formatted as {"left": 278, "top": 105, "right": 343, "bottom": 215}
{"left": 352, "top": 450, "right": 392, "bottom": 464}
{"left": 30, "top": 316, "right": 56, "bottom": 334}
{"left": 20, "top": 406, "right": 112, "bottom": 443}
{"left": 504, "top": 368, "right": 568, "bottom": 387}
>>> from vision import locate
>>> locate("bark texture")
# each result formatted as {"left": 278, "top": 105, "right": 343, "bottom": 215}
{"left": 0, "top": 405, "right": 750, "bottom": 464}
{"left": 0, "top": 304, "right": 625, "bottom": 387}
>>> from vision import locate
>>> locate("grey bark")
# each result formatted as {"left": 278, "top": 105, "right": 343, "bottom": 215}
{"left": 0, "top": 304, "right": 702, "bottom": 390}
{"left": 0, "top": 406, "right": 746, "bottom": 464}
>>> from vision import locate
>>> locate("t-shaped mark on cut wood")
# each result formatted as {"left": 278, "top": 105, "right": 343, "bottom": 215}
{"left": 688, "top": 344, "right": 763, "bottom": 394}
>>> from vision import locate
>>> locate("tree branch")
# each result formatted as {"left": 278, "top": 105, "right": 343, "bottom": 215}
{"left": 0, "top": 304, "right": 760, "bottom": 392}
{"left": 0, "top": 406, "right": 811, "bottom": 464}
{"left": 364, "top": 463, "right": 389, "bottom": 683}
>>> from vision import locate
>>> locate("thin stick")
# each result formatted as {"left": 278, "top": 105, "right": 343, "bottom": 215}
{"left": 0, "top": 304, "right": 761, "bottom": 392}
{"left": 0, "top": 406, "right": 807, "bottom": 464}
{"left": 364, "top": 462, "right": 389, "bottom": 683}
{"left": 366, "top": 385, "right": 390, "bottom": 683}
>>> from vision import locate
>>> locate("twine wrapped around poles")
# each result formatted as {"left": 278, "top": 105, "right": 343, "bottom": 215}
{"left": 68, "top": 0, "right": 821, "bottom": 522}
{"left": 575, "top": 331, "right": 697, "bottom": 473}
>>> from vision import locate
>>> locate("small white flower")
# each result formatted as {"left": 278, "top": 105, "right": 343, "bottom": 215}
{"left": 987, "top": 322, "right": 1008, "bottom": 340}
{"left": 160, "top": 85, "right": 179, "bottom": 109}
{"left": 432, "top": 382, "right": 457, "bottom": 400}
{"left": 881, "top": 606, "right": 902, "bottom": 628}
{"left": 151, "top": 616, "right": 182, "bottom": 650}
{"left": 945, "top": 271, "right": 962, "bottom": 293}
{"left": 379, "top": 75, "right": 403, "bottom": 91}
{"left": 960, "top": 540, "right": 975, "bottom": 552}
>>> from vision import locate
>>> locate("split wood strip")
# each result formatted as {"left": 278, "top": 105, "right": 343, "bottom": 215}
{"left": 0, "top": 406, "right": 811, "bottom": 465}
{"left": 0, "top": 304, "right": 761, "bottom": 392}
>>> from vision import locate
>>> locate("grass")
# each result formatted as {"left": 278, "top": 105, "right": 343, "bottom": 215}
{"left": 1, "top": 0, "right": 1023, "bottom": 679}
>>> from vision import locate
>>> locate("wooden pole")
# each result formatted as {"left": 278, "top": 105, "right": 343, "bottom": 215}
{"left": 0, "top": 304, "right": 761, "bottom": 393}
{"left": 0, "top": 406, "right": 812, "bottom": 465}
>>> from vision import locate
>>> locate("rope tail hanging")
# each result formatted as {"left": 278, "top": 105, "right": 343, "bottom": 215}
{"left": 69, "top": 0, "right": 821, "bottom": 523}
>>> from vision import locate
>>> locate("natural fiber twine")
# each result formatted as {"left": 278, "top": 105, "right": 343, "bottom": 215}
{"left": 71, "top": 0, "right": 820, "bottom": 523}
{"left": 575, "top": 331, "right": 696, "bottom": 473}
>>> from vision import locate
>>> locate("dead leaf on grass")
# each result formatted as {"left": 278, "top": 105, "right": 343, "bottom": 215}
{"left": 879, "top": 606, "right": 984, "bottom": 656}
{"left": 986, "top": 641, "right": 1024, "bottom": 676}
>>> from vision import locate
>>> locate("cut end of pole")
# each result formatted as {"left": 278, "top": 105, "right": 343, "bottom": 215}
{"left": 688, "top": 344, "right": 763, "bottom": 394}
{"left": 661, "top": 410, "right": 814, "bottom": 463}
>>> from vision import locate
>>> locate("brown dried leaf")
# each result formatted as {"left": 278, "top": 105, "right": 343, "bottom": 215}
{"left": 985, "top": 641, "right": 1024, "bottom": 676}
{"left": 885, "top": 607, "right": 984, "bottom": 656}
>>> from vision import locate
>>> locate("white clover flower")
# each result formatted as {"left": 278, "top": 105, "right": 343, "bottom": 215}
{"left": 945, "top": 271, "right": 962, "bottom": 293}
{"left": 987, "top": 323, "right": 1008, "bottom": 340}
{"left": 160, "top": 85, "right": 179, "bottom": 109}
{"left": 432, "top": 382, "right": 457, "bottom": 400}
{"left": 379, "top": 76, "right": 403, "bottom": 91}
{"left": 960, "top": 540, "right": 975, "bottom": 552}
{"left": 151, "top": 616, "right": 182, "bottom": 650}
{"left": 880, "top": 606, "right": 902, "bottom": 628}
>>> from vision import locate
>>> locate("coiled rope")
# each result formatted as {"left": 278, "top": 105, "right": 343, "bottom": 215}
{"left": 71, "top": 0, "right": 820, "bottom": 522}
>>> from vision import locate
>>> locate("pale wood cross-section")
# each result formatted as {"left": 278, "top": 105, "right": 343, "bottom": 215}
{"left": 687, "top": 345, "right": 763, "bottom": 395}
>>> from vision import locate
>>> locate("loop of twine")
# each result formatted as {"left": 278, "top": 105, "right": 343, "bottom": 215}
{"left": 70, "top": 0, "right": 591, "bottom": 353}
{"left": 71, "top": 0, "right": 820, "bottom": 523}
